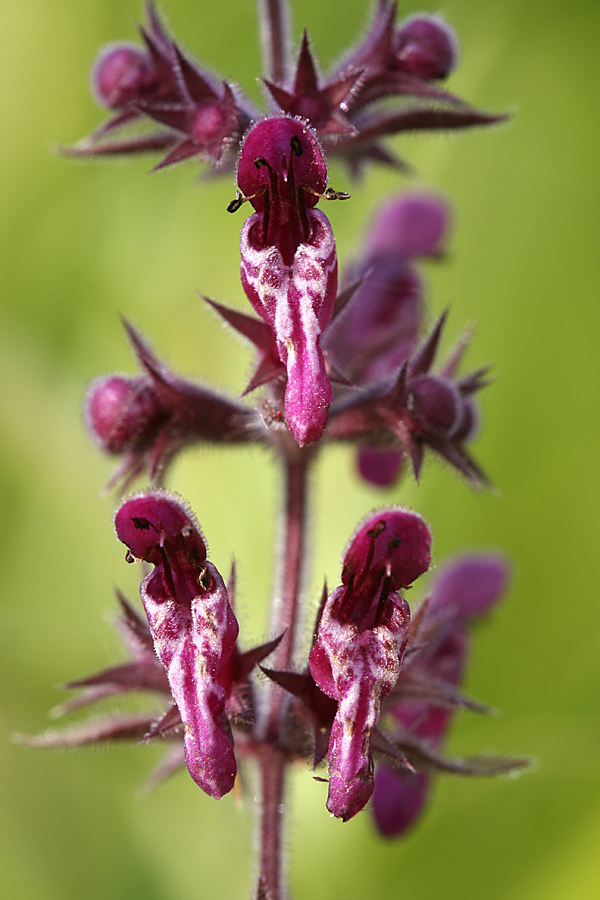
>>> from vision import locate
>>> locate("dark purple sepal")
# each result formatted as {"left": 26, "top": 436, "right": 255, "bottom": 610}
{"left": 260, "top": 666, "right": 337, "bottom": 767}
{"left": 328, "top": 311, "right": 492, "bottom": 487}
{"left": 18, "top": 715, "right": 158, "bottom": 748}
{"left": 263, "top": 32, "right": 361, "bottom": 135}
{"left": 59, "top": 132, "right": 178, "bottom": 159}
{"left": 202, "top": 296, "right": 285, "bottom": 393}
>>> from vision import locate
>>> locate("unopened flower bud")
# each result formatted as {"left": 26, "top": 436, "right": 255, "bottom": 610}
{"left": 428, "top": 554, "right": 509, "bottom": 621}
{"left": 393, "top": 15, "right": 459, "bottom": 81}
{"left": 357, "top": 447, "right": 404, "bottom": 488}
{"left": 452, "top": 396, "right": 479, "bottom": 443}
{"left": 85, "top": 375, "right": 165, "bottom": 454}
{"left": 409, "top": 374, "right": 462, "bottom": 437}
{"left": 364, "top": 193, "right": 449, "bottom": 261}
{"left": 92, "top": 43, "right": 153, "bottom": 109}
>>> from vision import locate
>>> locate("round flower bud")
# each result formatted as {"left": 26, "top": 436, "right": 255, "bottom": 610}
{"left": 409, "top": 374, "right": 461, "bottom": 437}
{"left": 357, "top": 447, "right": 404, "bottom": 488}
{"left": 452, "top": 396, "right": 480, "bottom": 442}
{"left": 393, "top": 15, "right": 459, "bottom": 81}
{"left": 363, "top": 194, "right": 450, "bottom": 262}
{"left": 92, "top": 43, "right": 152, "bottom": 108}
{"left": 85, "top": 376, "right": 164, "bottom": 454}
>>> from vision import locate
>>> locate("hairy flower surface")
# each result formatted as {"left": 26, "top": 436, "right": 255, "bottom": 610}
{"left": 114, "top": 491, "right": 239, "bottom": 798}
{"left": 309, "top": 508, "right": 432, "bottom": 819}
{"left": 235, "top": 115, "right": 340, "bottom": 445}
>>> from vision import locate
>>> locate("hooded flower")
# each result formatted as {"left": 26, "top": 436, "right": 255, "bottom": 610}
{"left": 233, "top": 115, "right": 343, "bottom": 445}
{"left": 308, "top": 508, "right": 432, "bottom": 820}
{"left": 113, "top": 490, "right": 240, "bottom": 798}
{"left": 262, "top": 541, "right": 526, "bottom": 828}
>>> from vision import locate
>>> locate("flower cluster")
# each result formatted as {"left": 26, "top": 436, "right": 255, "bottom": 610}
{"left": 29, "top": 2, "right": 525, "bottom": 897}
{"left": 71, "top": 1, "right": 503, "bottom": 173}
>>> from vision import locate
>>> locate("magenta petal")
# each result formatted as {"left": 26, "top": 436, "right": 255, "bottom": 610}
{"left": 357, "top": 447, "right": 404, "bottom": 487}
{"left": 372, "top": 764, "right": 429, "bottom": 837}
{"left": 240, "top": 209, "right": 337, "bottom": 445}
{"left": 309, "top": 584, "right": 411, "bottom": 821}
{"left": 115, "top": 492, "right": 239, "bottom": 798}
{"left": 141, "top": 562, "right": 238, "bottom": 797}
{"left": 429, "top": 554, "right": 510, "bottom": 620}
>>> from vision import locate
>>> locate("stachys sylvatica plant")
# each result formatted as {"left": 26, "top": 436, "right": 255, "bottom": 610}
{"left": 24, "top": 2, "right": 528, "bottom": 897}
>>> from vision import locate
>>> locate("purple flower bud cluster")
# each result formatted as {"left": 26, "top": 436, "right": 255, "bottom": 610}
{"left": 85, "top": 319, "right": 259, "bottom": 489}
{"left": 68, "top": 0, "right": 504, "bottom": 175}
{"left": 32, "top": 3, "right": 525, "bottom": 897}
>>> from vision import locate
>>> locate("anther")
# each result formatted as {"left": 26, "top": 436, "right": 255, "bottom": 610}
{"left": 305, "top": 186, "right": 351, "bottom": 202}
{"left": 227, "top": 192, "right": 245, "bottom": 213}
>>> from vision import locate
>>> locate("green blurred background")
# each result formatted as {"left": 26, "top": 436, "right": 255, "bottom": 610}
{"left": 1, "top": 0, "right": 599, "bottom": 897}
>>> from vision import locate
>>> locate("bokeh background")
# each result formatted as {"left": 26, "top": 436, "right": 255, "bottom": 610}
{"left": 1, "top": 0, "right": 599, "bottom": 897}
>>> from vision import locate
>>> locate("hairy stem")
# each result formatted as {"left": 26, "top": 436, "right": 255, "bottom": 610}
{"left": 258, "top": 0, "right": 290, "bottom": 84}
{"left": 258, "top": 448, "right": 311, "bottom": 900}
{"left": 258, "top": 748, "right": 286, "bottom": 900}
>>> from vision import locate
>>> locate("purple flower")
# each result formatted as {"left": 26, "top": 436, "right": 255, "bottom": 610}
{"left": 234, "top": 115, "right": 342, "bottom": 445}
{"left": 33, "top": 4, "right": 526, "bottom": 895}
{"left": 23, "top": 577, "right": 282, "bottom": 792}
{"left": 114, "top": 491, "right": 239, "bottom": 798}
{"left": 309, "top": 508, "right": 432, "bottom": 820}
